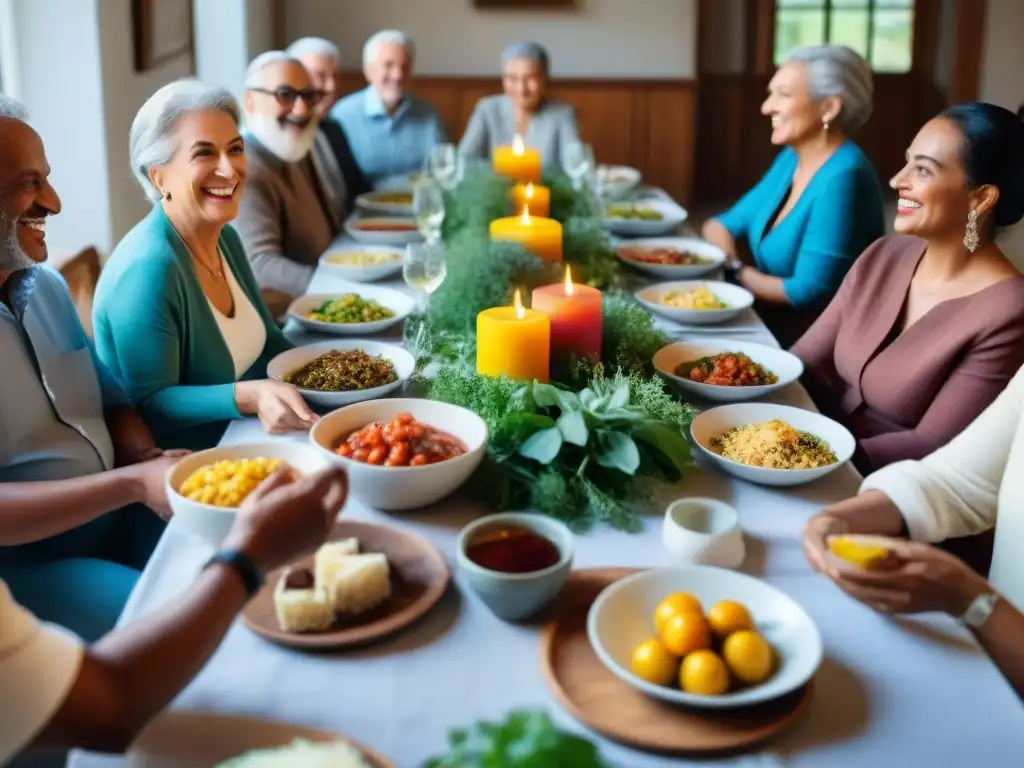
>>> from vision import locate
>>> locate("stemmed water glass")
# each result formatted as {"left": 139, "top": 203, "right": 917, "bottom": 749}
{"left": 564, "top": 141, "right": 595, "bottom": 191}
{"left": 413, "top": 179, "right": 445, "bottom": 243}
{"left": 402, "top": 241, "right": 448, "bottom": 356}
{"left": 427, "top": 143, "right": 463, "bottom": 190}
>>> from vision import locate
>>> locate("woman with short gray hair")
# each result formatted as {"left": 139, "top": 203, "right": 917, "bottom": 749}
{"left": 459, "top": 41, "right": 580, "bottom": 173}
{"left": 93, "top": 78, "right": 315, "bottom": 452}
{"left": 702, "top": 44, "right": 885, "bottom": 348}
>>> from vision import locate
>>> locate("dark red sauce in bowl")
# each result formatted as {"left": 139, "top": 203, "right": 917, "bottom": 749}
{"left": 465, "top": 524, "right": 562, "bottom": 574}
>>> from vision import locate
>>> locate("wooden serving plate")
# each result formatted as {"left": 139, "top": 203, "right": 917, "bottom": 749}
{"left": 539, "top": 568, "right": 813, "bottom": 755}
{"left": 242, "top": 521, "right": 449, "bottom": 650}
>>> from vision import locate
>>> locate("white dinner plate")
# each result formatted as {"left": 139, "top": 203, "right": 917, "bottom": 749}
{"left": 635, "top": 280, "right": 754, "bottom": 325}
{"left": 344, "top": 213, "right": 422, "bottom": 246}
{"left": 355, "top": 189, "right": 414, "bottom": 216}
{"left": 616, "top": 236, "right": 726, "bottom": 279}
{"left": 653, "top": 340, "right": 804, "bottom": 403}
{"left": 588, "top": 567, "right": 823, "bottom": 709}
{"left": 267, "top": 339, "right": 415, "bottom": 407}
{"left": 318, "top": 244, "right": 404, "bottom": 282}
{"left": 690, "top": 402, "right": 855, "bottom": 487}
{"left": 602, "top": 197, "right": 688, "bottom": 237}
{"left": 286, "top": 284, "right": 415, "bottom": 336}
{"left": 70, "top": 710, "right": 394, "bottom": 767}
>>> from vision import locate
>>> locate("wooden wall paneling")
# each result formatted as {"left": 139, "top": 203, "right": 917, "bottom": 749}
{"left": 947, "top": 0, "right": 987, "bottom": 103}
{"left": 642, "top": 83, "right": 696, "bottom": 206}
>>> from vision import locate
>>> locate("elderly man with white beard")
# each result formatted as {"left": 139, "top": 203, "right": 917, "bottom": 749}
{"left": 235, "top": 51, "right": 346, "bottom": 299}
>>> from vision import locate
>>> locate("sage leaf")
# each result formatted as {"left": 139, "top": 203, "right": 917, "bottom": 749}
{"left": 634, "top": 421, "right": 690, "bottom": 472}
{"left": 556, "top": 410, "right": 589, "bottom": 446}
{"left": 518, "top": 426, "right": 564, "bottom": 464}
{"left": 595, "top": 429, "right": 641, "bottom": 475}
{"left": 532, "top": 382, "right": 562, "bottom": 408}
{"left": 607, "top": 382, "right": 630, "bottom": 410}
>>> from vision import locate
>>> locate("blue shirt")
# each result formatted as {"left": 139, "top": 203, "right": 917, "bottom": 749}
{"left": 717, "top": 140, "right": 885, "bottom": 308}
{"left": 0, "top": 267, "right": 125, "bottom": 482}
{"left": 330, "top": 86, "right": 447, "bottom": 189}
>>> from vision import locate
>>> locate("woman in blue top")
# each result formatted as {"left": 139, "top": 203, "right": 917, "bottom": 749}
{"left": 702, "top": 44, "right": 886, "bottom": 347}
{"left": 93, "top": 80, "right": 317, "bottom": 451}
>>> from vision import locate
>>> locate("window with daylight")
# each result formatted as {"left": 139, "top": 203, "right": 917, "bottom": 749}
{"left": 774, "top": 0, "right": 916, "bottom": 73}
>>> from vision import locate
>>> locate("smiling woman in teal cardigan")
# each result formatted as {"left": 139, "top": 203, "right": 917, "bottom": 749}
{"left": 93, "top": 206, "right": 295, "bottom": 451}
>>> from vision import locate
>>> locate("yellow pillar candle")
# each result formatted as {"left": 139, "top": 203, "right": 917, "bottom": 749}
{"left": 490, "top": 206, "right": 563, "bottom": 263}
{"left": 510, "top": 182, "right": 550, "bottom": 218}
{"left": 476, "top": 289, "right": 550, "bottom": 382}
{"left": 493, "top": 134, "right": 542, "bottom": 182}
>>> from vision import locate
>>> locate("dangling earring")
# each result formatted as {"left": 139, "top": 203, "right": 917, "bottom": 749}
{"left": 964, "top": 209, "right": 980, "bottom": 253}
{"left": 822, "top": 117, "right": 830, "bottom": 133}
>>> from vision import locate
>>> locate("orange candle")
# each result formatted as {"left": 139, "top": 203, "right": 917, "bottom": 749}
{"left": 490, "top": 206, "right": 563, "bottom": 263}
{"left": 531, "top": 265, "right": 603, "bottom": 361}
{"left": 476, "top": 289, "right": 550, "bottom": 382}
{"left": 493, "top": 134, "right": 542, "bottom": 182}
{"left": 510, "top": 182, "right": 550, "bottom": 217}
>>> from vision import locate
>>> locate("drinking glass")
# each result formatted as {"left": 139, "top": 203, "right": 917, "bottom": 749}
{"left": 413, "top": 179, "right": 445, "bottom": 243}
{"left": 403, "top": 242, "right": 448, "bottom": 356}
{"left": 427, "top": 143, "right": 462, "bottom": 190}
{"left": 564, "top": 141, "right": 595, "bottom": 190}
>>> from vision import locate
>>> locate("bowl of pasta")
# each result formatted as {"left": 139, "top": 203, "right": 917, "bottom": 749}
{"left": 690, "top": 404, "right": 855, "bottom": 487}
{"left": 634, "top": 280, "right": 754, "bottom": 325}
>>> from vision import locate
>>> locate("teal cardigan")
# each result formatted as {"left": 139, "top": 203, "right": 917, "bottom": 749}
{"left": 92, "top": 207, "right": 293, "bottom": 450}
{"left": 716, "top": 140, "right": 885, "bottom": 308}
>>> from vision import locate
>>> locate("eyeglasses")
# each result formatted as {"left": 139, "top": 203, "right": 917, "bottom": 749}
{"left": 248, "top": 86, "right": 325, "bottom": 107}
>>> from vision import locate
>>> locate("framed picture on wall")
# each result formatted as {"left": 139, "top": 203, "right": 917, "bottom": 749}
{"left": 132, "top": 0, "right": 194, "bottom": 72}
{"left": 474, "top": 0, "right": 577, "bottom": 7}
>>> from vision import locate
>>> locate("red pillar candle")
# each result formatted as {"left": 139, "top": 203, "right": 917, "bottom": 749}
{"left": 531, "top": 265, "right": 603, "bottom": 361}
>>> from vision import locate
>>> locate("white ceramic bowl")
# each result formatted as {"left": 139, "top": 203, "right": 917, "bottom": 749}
{"left": 662, "top": 498, "right": 745, "bottom": 568}
{"left": 318, "top": 244, "right": 404, "bottom": 282}
{"left": 690, "top": 403, "right": 855, "bottom": 487}
{"left": 653, "top": 340, "right": 804, "bottom": 403}
{"left": 166, "top": 443, "right": 331, "bottom": 546}
{"left": 603, "top": 199, "right": 688, "bottom": 237}
{"left": 344, "top": 214, "right": 422, "bottom": 246}
{"left": 355, "top": 189, "right": 414, "bottom": 216}
{"left": 616, "top": 237, "right": 726, "bottom": 279}
{"left": 266, "top": 340, "right": 415, "bottom": 408}
{"left": 596, "top": 164, "right": 642, "bottom": 199}
{"left": 456, "top": 512, "right": 574, "bottom": 622}
{"left": 588, "top": 567, "right": 822, "bottom": 709}
{"left": 635, "top": 280, "right": 754, "bottom": 325}
{"left": 309, "top": 398, "right": 488, "bottom": 510}
{"left": 287, "top": 286, "right": 415, "bottom": 336}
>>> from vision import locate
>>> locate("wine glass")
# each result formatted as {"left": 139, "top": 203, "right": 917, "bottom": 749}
{"left": 564, "top": 141, "right": 595, "bottom": 190}
{"left": 413, "top": 179, "right": 445, "bottom": 243}
{"left": 403, "top": 242, "right": 448, "bottom": 355}
{"left": 427, "top": 143, "right": 462, "bottom": 190}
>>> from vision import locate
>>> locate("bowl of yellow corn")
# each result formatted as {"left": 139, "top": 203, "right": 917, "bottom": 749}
{"left": 318, "top": 245, "right": 404, "bottom": 282}
{"left": 166, "top": 443, "right": 331, "bottom": 545}
{"left": 635, "top": 280, "right": 754, "bottom": 325}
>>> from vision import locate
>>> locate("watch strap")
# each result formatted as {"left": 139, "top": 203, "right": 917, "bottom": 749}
{"left": 204, "top": 549, "right": 265, "bottom": 598}
{"left": 960, "top": 592, "right": 998, "bottom": 628}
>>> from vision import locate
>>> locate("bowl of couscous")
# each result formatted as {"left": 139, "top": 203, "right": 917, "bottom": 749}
{"left": 166, "top": 443, "right": 332, "bottom": 545}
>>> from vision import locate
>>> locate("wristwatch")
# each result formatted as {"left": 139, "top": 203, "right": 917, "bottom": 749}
{"left": 203, "top": 549, "right": 265, "bottom": 598}
{"left": 723, "top": 257, "right": 744, "bottom": 274}
{"left": 960, "top": 592, "right": 998, "bottom": 628}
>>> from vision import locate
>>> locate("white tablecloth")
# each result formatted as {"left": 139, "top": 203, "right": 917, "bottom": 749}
{"left": 72, "top": 245, "right": 1024, "bottom": 768}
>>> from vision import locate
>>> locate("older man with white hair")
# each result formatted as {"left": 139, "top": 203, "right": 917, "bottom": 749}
{"left": 331, "top": 29, "right": 447, "bottom": 188}
{"left": 287, "top": 37, "right": 373, "bottom": 211}
{"left": 235, "top": 51, "right": 348, "bottom": 298}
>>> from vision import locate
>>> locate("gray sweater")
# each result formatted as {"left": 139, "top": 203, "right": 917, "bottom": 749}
{"left": 458, "top": 95, "right": 580, "bottom": 172}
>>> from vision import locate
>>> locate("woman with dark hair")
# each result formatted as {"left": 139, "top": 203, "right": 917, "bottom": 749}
{"left": 793, "top": 101, "right": 1024, "bottom": 480}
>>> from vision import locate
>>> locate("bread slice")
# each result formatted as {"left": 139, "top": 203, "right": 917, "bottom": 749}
{"left": 273, "top": 568, "right": 334, "bottom": 633}
{"left": 314, "top": 538, "right": 360, "bottom": 593}
{"left": 323, "top": 553, "right": 391, "bottom": 615}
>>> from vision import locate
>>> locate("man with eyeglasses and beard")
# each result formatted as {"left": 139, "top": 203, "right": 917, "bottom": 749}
{"left": 0, "top": 96, "right": 185, "bottom": 642}
{"left": 235, "top": 51, "right": 347, "bottom": 302}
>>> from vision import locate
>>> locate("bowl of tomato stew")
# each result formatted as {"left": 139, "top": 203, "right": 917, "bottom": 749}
{"left": 310, "top": 399, "right": 488, "bottom": 510}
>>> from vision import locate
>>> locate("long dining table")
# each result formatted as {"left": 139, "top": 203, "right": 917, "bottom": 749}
{"left": 72, "top": 230, "right": 1024, "bottom": 768}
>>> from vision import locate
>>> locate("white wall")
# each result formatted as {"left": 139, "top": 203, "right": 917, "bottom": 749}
{"left": 979, "top": 0, "right": 1024, "bottom": 111}
{"left": 283, "top": 0, "right": 697, "bottom": 78}
{"left": 193, "top": 0, "right": 251, "bottom": 99}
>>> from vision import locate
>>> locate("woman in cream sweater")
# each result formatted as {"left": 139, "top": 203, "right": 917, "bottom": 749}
{"left": 804, "top": 366, "right": 1024, "bottom": 697}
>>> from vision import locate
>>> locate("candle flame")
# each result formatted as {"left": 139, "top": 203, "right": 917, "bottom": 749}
{"left": 513, "top": 288, "right": 525, "bottom": 319}
{"left": 512, "top": 134, "right": 525, "bottom": 155}
{"left": 525, "top": 182, "right": 535, "bottom": 199}
{"left": 519, "top": 204, "right": 531, "bottom": 225}
{"left": 563, "top": 264, "right": 574, "bottom": 296}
